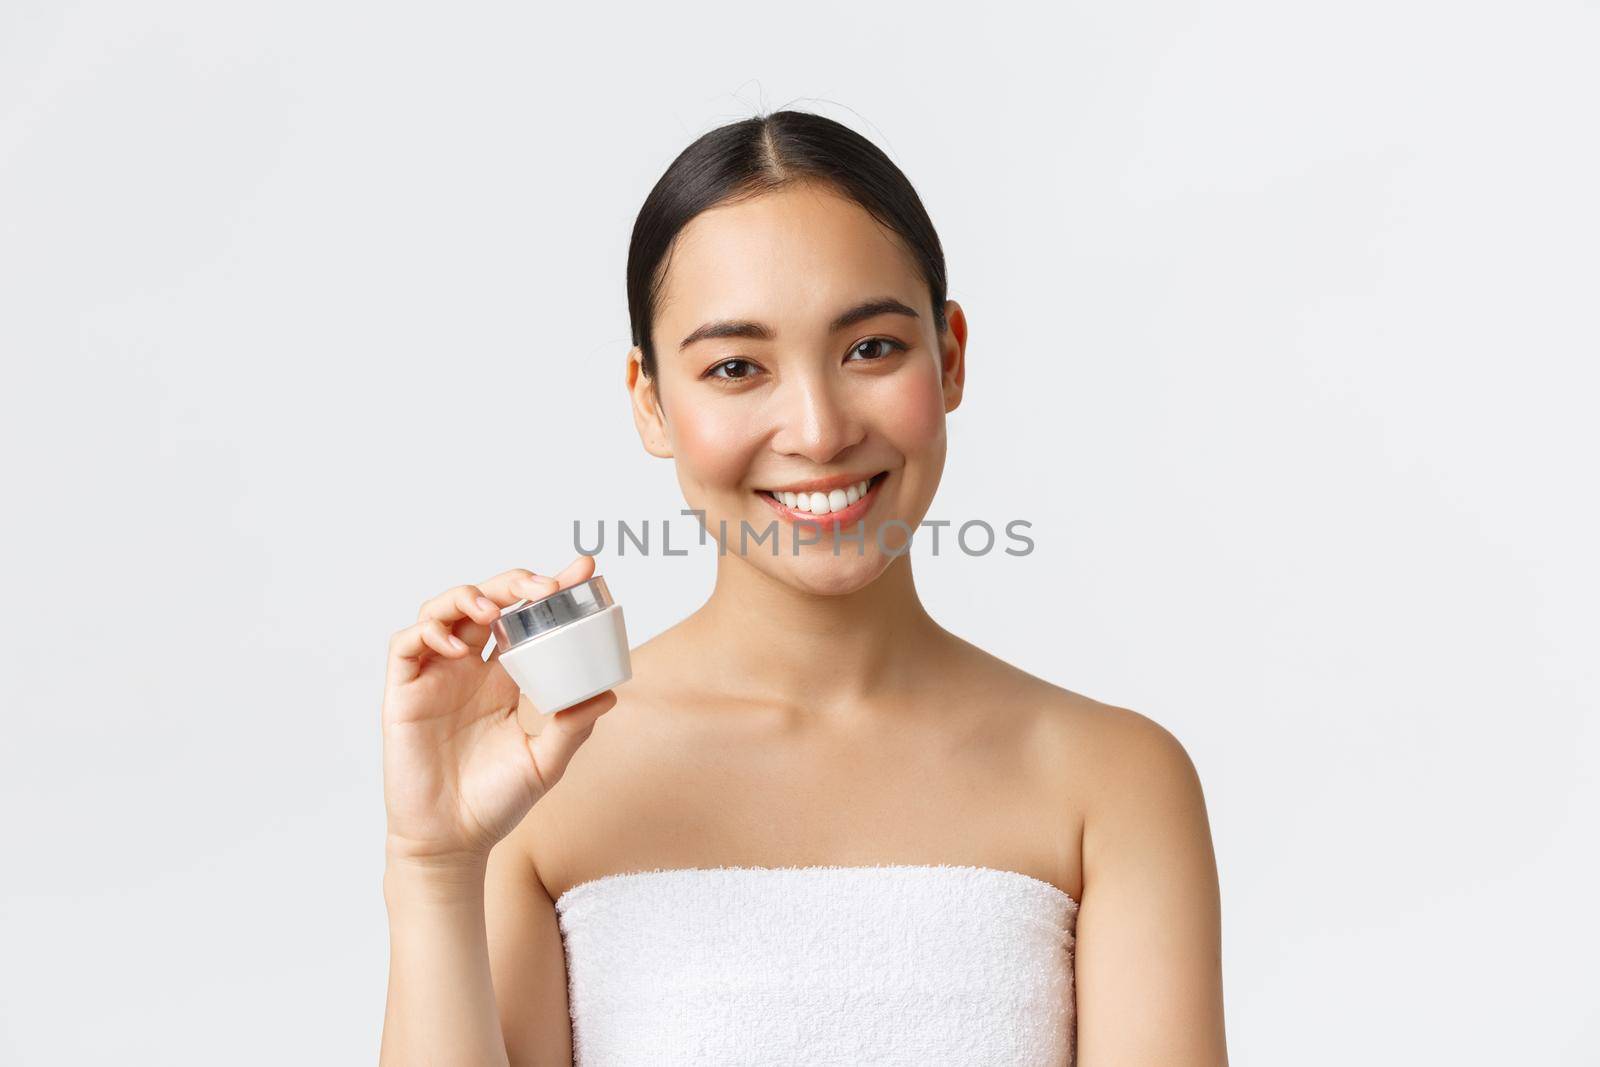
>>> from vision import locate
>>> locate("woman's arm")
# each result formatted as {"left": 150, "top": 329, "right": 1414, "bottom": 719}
{"left": 1073, "top": 711, "right": 1229, "bottom": 1066}
{"left": 380, "top": 854, "right": 510, "bottom": 1067}
{"left": 378, "top": 556, "right": 615, "bottom": 1065}
{"left": 379, "top": 821, "right": 573, "bottom": 1067}
{"left": 485, "top": 823, "right": 574, "bottom": 1066}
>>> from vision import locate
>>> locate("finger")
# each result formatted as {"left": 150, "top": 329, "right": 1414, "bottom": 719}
{"left": 420, "top": 569, "right": 563, "bottom": 655}
{"left": 474, "top": 567, "right": 561, "bottom": 606}
{"left": 472, "top": 573, "right": 563, "bottom": 657}
{"left": 417, "top": 583, "right": 504, "bottom": 634}
{"left": 417, "top": 557, "right": 598, "bottom": 626}
{"left": 477, "top": 557, "right": 598, "bottom": 659}
{"left": 525, "top": 689, "right": 618, "bottom": 790}
{"left": 391, "top": 560, "right": 596, "bottom": 687}
{"left": 499, "top": 558, "right": 591, "bottom": 614}
{"left": 386, "top": 618, "right": 471, "bottom": 685}
{"left": 477, "top": 557, "right": 596, "bottom": 610}
{"left": 515, "top": 687, "right": 613, "bottom": 739}
{"left": 550, "top": 554, "right": 597, "bottom": 590}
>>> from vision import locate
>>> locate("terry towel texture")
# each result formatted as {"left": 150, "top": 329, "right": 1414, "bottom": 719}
{"left": 554, "top": 863, "right": 1079, "bottom": 1066}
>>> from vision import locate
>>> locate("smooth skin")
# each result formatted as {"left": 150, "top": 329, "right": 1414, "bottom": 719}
{"left": 380, "top": 180, "right": 1228, "bottom": 1065}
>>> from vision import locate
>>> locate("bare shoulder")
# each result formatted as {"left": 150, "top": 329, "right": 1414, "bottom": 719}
{"left": 944, "top": 631, "right": 1204, "bottom": 811}
{"left": 1064, "top": 694, "right": 1203, "bottom": 807}
{"left": 986, "top": 653, "right": 1216, "bottom": 917}
{"left": 1022, "top": 681, "right": 1213, "bottom": 875}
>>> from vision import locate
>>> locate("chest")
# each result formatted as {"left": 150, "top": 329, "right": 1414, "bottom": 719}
{"left": 532, "top": 697, "right": 1079, "bottom": 901}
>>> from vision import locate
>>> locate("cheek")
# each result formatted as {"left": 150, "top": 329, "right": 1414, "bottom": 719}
{"left": 668, "top": 398, "right": 764, "bottom": 491}
{"left": 872, "top": 366, "right": 947, "bottom": 455}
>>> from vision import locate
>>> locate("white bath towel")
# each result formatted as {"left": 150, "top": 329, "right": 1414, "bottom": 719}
{"left": 553, "top": 863, "right": 1079, "bottom": 1066}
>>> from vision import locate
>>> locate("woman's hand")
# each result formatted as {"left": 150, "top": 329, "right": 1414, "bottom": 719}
{"left": 381, "top": 554, "right": 618, "bottom": 871}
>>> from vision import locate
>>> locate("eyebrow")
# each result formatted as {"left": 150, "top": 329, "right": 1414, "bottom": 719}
{"left": 678, "top": 296, "right": 921, "bottom": 351}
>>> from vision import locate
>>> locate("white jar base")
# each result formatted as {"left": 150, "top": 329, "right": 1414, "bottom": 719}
{"left": 497, "top": 603, "right": 632, "bottom": 728}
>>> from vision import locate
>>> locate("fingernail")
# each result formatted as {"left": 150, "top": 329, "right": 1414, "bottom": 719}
{"left": 475, "top": 596, "right": 496, "bottom": 613}
{"left": 448, "top": 635, "right": 467, "bottom": 651}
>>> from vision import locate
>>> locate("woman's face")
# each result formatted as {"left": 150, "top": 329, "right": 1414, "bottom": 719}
{"left": 627, "top": 180, "right": 967, "bottom": 595}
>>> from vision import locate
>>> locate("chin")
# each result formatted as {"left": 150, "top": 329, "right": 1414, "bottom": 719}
{"left": 745, "top": 540, "right": 893, "bottom": 596}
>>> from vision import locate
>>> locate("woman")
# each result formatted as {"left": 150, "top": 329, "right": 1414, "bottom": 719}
{"left": 379, "top": 110, "right": 1228, "bottom": 1066}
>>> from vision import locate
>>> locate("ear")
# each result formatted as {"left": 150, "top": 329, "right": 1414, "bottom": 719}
{"left": 626, "top": 346, "right": 673, "bottom": 458}
{"left": 939, "top": 300, "right": 968, "bottom": 414}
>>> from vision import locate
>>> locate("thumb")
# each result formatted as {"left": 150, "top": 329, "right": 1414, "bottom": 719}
{"left": 525, "top": 688, "right": 618, "bottom": 792}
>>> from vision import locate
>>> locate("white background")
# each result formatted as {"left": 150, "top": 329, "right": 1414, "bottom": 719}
{"left": 2, "top": 1, "right": 1596, "bottom": 1062}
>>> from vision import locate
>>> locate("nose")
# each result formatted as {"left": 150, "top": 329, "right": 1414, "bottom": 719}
{"left": 770, "top": 368, "right": 865, "bottom": 464}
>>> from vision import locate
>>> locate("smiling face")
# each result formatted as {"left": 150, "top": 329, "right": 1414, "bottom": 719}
{"left": 627, "top": 180, "right": 967, "bottom": 595}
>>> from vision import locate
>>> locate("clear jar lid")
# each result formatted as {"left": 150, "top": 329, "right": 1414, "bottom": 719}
{"left": 488, "top": 575, "right": 615, "bottom": 654}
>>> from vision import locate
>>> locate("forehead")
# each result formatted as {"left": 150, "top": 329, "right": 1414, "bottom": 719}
{"left": 654, "top": 182, "right": 924, "bottom": 336}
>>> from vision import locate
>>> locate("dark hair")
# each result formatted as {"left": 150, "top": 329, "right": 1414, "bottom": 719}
{"left": 626, "top": 110, "right": 949, "bottom": 386}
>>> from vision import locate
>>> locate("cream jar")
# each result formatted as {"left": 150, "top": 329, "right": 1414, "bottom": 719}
{"left": 487, "top": 575, "right": 632, "bottom": 724}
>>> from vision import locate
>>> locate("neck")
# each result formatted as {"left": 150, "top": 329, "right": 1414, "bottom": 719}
{"left": 683, "top": 550, "right": 944, "bottom": 709}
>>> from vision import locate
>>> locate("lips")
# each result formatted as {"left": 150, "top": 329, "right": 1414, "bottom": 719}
{"left": 756, "top": 470, "right": 888, "bottom": 527}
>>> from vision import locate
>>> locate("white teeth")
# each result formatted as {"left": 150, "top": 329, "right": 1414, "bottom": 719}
{"left": 768, "top": 476, "right": 877, "bottom": 514}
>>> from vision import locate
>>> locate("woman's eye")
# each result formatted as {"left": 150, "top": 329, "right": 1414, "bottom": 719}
{"left": 848, "top": 337, "right": 908, "bottom": 362}
{"left": 705, "top": 341, "right": 904, "bottom": 381}
{"left": 705, "top": 358, "right": 760, "bottom": 381}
